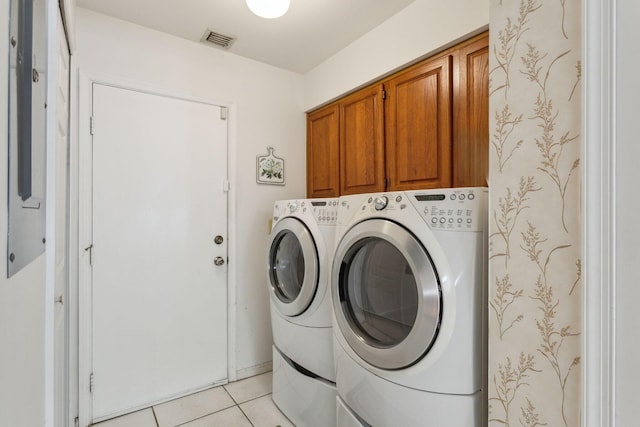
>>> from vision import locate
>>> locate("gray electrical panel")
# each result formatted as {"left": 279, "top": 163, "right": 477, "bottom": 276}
{"left": 7, "top": 0, "right": 47, "bottom": 277}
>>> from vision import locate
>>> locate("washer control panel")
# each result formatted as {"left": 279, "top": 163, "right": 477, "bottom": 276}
{"left": 272, "top": 198, "right": 339, "bottom": 226}
{"left": 309, "top": 199, "right": 339, "bottom": 225}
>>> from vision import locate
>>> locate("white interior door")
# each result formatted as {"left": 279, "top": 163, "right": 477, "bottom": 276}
{"left": 90, "top": 84, "right": 228, "bottom": 421}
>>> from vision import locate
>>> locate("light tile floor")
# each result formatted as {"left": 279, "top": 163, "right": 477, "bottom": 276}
{"left": 92, "top": 372, "right": 295, "bottom": 427}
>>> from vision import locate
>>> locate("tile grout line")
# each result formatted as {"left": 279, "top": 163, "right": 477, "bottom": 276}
{"left": 170, "top": 405, "right": 237, "bottom": 427}
{"left": 225, "top": 385, "right": 256, "bottom": 427}
{"left": 151, "top": 406, "right": 160, "bottom": 427}
{"left": 221, "top": 385, "right": 240, "bottom": 406}
{"left": 170, "top": 385, "right": 266, "bottom": 427}
{"left": 234, "top": 401, "right": 256, "bottom": 427}
{"left": 96, "top": 378, "right": 276, "bottom": 427}
{"left": 222, "top": 374, "right": 285, "bottom": 426}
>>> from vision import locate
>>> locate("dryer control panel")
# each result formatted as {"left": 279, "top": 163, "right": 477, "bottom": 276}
{"left": 407, "top": 188, "right": 487, "bottom": 232}
{"left": 350, "top": 188, "right": 488, "bottom": 232}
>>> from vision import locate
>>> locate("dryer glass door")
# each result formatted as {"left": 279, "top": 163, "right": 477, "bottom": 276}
{"left": 268, "top": 217, "right": 319, "bottom": 316}
{"left": 345, "top": 238, "right": 418, "bottom": 347}
{"left": 333, "top": 219, "right": 441, "bottom": 369}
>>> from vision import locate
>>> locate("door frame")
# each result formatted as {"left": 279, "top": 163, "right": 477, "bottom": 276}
{"left": 73, "top": 71, "right": 238, "bottom": 426}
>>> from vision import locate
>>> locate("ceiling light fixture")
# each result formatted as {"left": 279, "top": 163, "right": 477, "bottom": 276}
{"left": 245, "top": 0, "right": 291, "bottom": 19}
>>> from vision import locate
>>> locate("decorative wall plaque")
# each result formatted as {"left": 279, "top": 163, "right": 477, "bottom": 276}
{"left": 257, "top": 146, "right": 285, "bottom": 185}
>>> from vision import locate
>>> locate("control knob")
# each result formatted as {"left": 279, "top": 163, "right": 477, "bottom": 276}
{"left": 374, "top": 196, "right": 389, "bottom": 211}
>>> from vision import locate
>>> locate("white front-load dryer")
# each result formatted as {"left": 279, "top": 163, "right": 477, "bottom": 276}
{"left": 267, "top": 198, "right": 340, "bottom": 427}
{"left": 332, "top": 188, "right": 488, "bottom": 427}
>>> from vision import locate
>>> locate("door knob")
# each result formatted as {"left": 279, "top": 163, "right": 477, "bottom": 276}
{"left": 214, "top": 256, "right": 225, "bottom": 266}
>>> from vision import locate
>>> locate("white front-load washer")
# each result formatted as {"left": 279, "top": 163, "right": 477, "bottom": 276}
{"left": 332, "top": 188, "right": 488, "bottom": 427}
{"left": 267, "top": 198, "right": 340, "bottom": 427}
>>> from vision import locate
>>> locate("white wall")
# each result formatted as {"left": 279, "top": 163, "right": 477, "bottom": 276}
{"left": 0, "top": 0, "right": 47, "bottom": 425}
{"left": 615, "top": 0, "right": 640, "bottom": 423}
{"left": 303, "top": 0, "right": 489, "bottom": 110}
{"left": 73, "top": 8, "right": 306, "bottom": 376}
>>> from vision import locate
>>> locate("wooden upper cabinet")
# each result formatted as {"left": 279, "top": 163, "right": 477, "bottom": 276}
{"left": 385, "top": 54, "right": 453, "bottom": 190}
{"left": 307, "top": 103, "right": 340, "bottom": 198}
{"left": 306, "top": 32, "right": 489, "bottom": 196}
{"left": 339, "top": 85, "right": 385, "bottom": 195}
{"left": 453, "top": 32, "right": 489, "bottom": 188}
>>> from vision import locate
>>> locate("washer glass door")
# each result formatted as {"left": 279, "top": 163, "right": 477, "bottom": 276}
{"left": 333, "top": 219, "right": 441, "bottom": 369}
{"left": 268, "top": 217, "right": 319, "bottom": 316}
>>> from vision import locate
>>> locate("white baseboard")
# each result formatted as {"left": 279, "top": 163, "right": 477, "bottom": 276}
{"left": 235, "top": 361, "right": 273, "bottom": 381}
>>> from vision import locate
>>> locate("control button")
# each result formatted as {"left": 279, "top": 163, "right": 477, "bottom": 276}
{"left": 467, "top": 218, "right": 472, "bottom": 224}
{"left": 458, "top": 218, "right": 463, "bottom": 223}
{"left": 468, "top": 193, "right": 475, "bottom": 200}
{"left": 448, "top": 218, "right": 454, "bottom": 223}
{"left": 289, "top": 202, "right": 298, "bottom": 212}
{"left": 440, "top": 217, "right": 446, "bottom": 223}
{"left": 450, "top": 194, "right": 456, "bottom": 200}
{"left": 431, "top": 217, "right": 438, "bottom": 224}
{"left": 368, "top": 197, "right": 373, "bottom": 203}
{"left": 396, "top": 195, "right": 403, "bottom": 203}
{"left": 459, "top": 194, "right": 466, "bottom": 200}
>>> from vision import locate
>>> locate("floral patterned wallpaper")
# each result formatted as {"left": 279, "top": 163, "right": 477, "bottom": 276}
{"left": 488, "top": 0, "right": 582, "bottom": 426}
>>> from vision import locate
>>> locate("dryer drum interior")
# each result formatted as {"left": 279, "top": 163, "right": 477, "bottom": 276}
{"left": 268, "top": 217, "right": 320, "bottom": 317}
{"left": 333, "top": 219, "right": 442, "bottom": 370}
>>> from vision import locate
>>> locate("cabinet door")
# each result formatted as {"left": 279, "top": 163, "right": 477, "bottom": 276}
{"left": 307, "top": 103, "right": 340, "bottom": 197}
{"left": 340, "top": 85, "right": 385, "bottom": 195}
{"left": 453, "top": 32, "right": 489, "bottom": 187}
{"left": 385, "top": 55, "right": 453, "bottom": 191}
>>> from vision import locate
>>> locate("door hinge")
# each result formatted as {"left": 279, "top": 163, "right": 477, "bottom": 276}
{"left": 220, "top": 106, "right": 228, "bottom": 121}
{"left": 89, "top": 373, "right": 95, "bottom": 393}
{"left": 382, "top": 89, "right": 387, "bottom": 100}
{"left": 74, "top": 416, "right": 79, "bottom": 427}
{"left": 85, "top": 244, "right": 94, "bottom": 265}
{"left": 223, "top": 179, "right": 230, "bottom": 192}
{"left": 90, "top": 116, "right": 96, "bottom": 135}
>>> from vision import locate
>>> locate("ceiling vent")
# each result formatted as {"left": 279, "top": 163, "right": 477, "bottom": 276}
{"left": 201, "top": 30, "right": 236, "bottom": 49}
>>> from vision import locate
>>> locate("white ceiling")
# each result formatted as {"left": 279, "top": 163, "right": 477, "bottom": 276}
{"left": 75, "top": 0, "right": 416, "bottom": 74}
